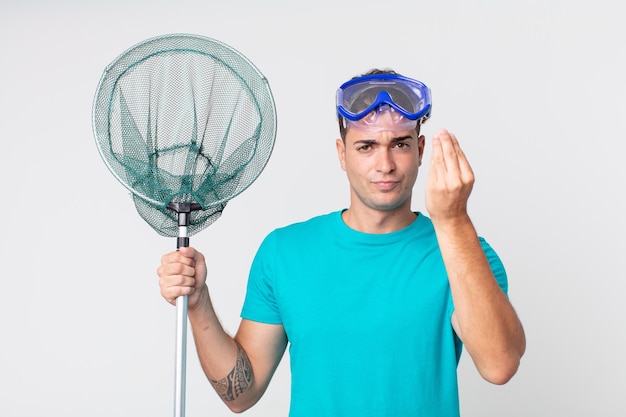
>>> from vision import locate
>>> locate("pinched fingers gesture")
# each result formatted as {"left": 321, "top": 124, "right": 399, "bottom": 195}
{"left": 425, "top": 129, "right": 475, "bottom": 223}
{"left": 157, "top": 246, "right": 207, "bottom": 308}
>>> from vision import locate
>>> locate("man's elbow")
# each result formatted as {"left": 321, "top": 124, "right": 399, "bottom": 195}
{"left": 479, "top": 354, "right": 522, "bottom": 385}
{"left": 222, "top": 389, "right": 264, "bottom": 414}
{"left": 226, "top": 400, "right": 257, "bottom": 414}
{"left": 482, "top": 328, "right": 526, "bottom": 385}
{"left": 227, "top": 404, "right": 250, "bottom": 414}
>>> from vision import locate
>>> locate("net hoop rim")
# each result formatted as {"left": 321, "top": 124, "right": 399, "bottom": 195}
{"left": 91, "top": 33, "right": 278, "bottom": 209}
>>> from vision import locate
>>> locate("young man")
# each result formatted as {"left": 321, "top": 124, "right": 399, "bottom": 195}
{"left": 157, "top": 69, "right": 526, "bottom": 416}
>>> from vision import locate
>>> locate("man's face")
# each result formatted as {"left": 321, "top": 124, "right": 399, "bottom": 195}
{"left": 336, "top": 113, "right": 425, "bottom": 214}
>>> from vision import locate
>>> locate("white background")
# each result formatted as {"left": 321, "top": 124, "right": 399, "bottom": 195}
{"left": 1, "top": 1, "right": 624, "bottom": 416}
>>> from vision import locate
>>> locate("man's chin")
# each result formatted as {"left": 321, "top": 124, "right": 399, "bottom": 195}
{"left": 368, "top": 198, "right": 409, "bottom": 212}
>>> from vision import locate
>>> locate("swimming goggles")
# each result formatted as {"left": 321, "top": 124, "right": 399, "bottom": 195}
{"left": 336, "top": 74, "right": 432, "bottom": 129}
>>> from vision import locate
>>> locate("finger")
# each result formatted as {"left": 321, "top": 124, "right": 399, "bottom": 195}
{"left": 161, "top": 286, "right": 195, "bottom": 305}
{"left": 157, "top": 261, "right": 196, "bottom": 279}
{"left": 184, "top": 246, "right": 205, "bottom": 267}
{"left": 437, "top": 129, "right": 462, "bottom": 177}
{"left": 184, "top": 247, "right": 207, "bottom": 284}
{"left": 162, "top": 250, "right": 195, "bottom": 267}
{"left": 449, "top": 133, "right": 475, "bottom": 183}
{"left": 160, "top": 271, "right": 196, "bottom": 287}
{"left": 159, "top": 274, "right": 196, "bottom": 304}
{"left": 428, "top": 131, "right": 445, "bottom": 183}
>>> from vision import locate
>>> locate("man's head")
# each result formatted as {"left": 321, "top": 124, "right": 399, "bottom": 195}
{"left": 336, "top": 68, "right": 431, "bottom": 140}
{"left": 335, "top": 69, "right": 431, "bottom": 217}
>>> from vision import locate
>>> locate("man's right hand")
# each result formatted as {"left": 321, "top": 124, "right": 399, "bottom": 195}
{"left": 157, "top": 246, "right": 208, "bottom": 309}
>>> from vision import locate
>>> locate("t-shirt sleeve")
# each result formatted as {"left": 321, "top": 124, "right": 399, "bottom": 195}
{"left": 479, "top": 237, "right": 509, "bottom": 295}
{"left": 240, "top": 231, "right": 283, "bottom": 324}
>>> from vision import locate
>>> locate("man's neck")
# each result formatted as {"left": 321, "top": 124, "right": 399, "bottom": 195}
{"left": 341, "top": 206, "right": 417, "bottom": 234}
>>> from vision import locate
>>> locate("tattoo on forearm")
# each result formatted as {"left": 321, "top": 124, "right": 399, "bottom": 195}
{"left": 209, "top": 344, "right": 254, "bottom": 402}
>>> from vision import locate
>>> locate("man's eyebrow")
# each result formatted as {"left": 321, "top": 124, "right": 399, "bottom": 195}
{"left": 391, "top": 135, "right": 414, "bottom": 143}
{"left": 352, "top": 135, "right": 414, "bottom": 146}
{"left": 353, "top": 139, "right": 377, "bottom": 145}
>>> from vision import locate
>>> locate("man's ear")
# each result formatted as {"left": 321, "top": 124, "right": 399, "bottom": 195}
{"left": 418, "top": 134, "right": 426, "bottom": 167}
{"left": 336, "top": 138, "right": 347, "bottom": 171}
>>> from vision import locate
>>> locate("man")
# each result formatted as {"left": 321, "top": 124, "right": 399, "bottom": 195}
{"left": 158, "top": 69, "right": 526, "bottom": 416}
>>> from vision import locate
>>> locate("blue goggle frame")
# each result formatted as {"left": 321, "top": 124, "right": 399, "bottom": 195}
{"left": 336, "top": 73, "right": 432, "bottom": 122}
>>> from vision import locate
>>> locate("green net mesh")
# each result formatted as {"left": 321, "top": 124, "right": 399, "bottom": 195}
{"left": 92, "top": 34, "right": 277, "bottom": 237}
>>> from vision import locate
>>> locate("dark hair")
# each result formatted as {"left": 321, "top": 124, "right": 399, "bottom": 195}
{"left": 337, "top": 68, "right": 420, "bottom": 140}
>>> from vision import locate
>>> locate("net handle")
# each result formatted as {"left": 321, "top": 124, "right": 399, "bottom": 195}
{"left": 169, "top": 203, "right": 201, "bottom": 417}
{"left": 174, "top": 291, "right": 187, "bottom": 417}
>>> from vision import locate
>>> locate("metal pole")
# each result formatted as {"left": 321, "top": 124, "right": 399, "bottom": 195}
{"left": 174, "top": 290, "right": 188, "bottom": 417}
{"left": 169, "top": 203, "right": 197, "bottom": 417}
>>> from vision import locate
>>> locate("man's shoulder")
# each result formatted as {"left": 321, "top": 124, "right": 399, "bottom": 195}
{"left": 274, "top": 211, "right": 340, "bottom": 234}
{"left": 256, "top": 211, "right": 340, "bottom": 253}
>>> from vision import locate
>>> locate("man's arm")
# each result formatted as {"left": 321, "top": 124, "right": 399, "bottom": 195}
{"left": 426, "top": 129, "right": 526, "bottom": 384}
{"left": 189, "top": 304, "right": 287, "bottom": 412}
{"left": 158, "top": 247, "right": 288, "bottom": 412}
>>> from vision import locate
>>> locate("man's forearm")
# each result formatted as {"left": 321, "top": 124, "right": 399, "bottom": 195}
{"left": 433, "top": 215, "right": 526, "bottom": 384}
{"left": 187, "top": 290, "right": 258, "bottom": 411}
{"left": 209, "top": 343, "right": 254, "bottom": 402}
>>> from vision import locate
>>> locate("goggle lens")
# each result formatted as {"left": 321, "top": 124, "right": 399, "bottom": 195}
{"left": 337, "top": 74, "right": 432, "bottom": 123}
{"left": 343, "top": 104, "right": 418, "bottom": 133}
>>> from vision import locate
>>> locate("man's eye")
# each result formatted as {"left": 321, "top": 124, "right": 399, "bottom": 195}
{"left": 358, "top": 145, "right": 371, "bottom": 151}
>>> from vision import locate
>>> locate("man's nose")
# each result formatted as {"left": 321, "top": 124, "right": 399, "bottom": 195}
{"left": 375, "top": 149, "right": 395, "bottom": 173}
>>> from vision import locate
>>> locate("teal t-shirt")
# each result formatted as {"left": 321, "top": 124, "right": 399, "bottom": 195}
{"left": 241, "top": 211, "right": 508, "bottom": 417}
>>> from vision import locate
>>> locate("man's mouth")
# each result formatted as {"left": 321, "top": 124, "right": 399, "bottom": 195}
{"left": 372, "top": 181, "right": 399, "bottom": 191}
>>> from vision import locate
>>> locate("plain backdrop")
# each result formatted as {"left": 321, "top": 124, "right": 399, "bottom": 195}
{"left": 1, "top": 1, "right": 624, "bottom": 416}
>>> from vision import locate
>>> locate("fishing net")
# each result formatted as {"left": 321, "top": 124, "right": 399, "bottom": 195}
{"left": 92, "top": 33, "right": 277, "bottom": 237}
{"left": 91, "top": 33, "right": 277, "bottom": 417}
